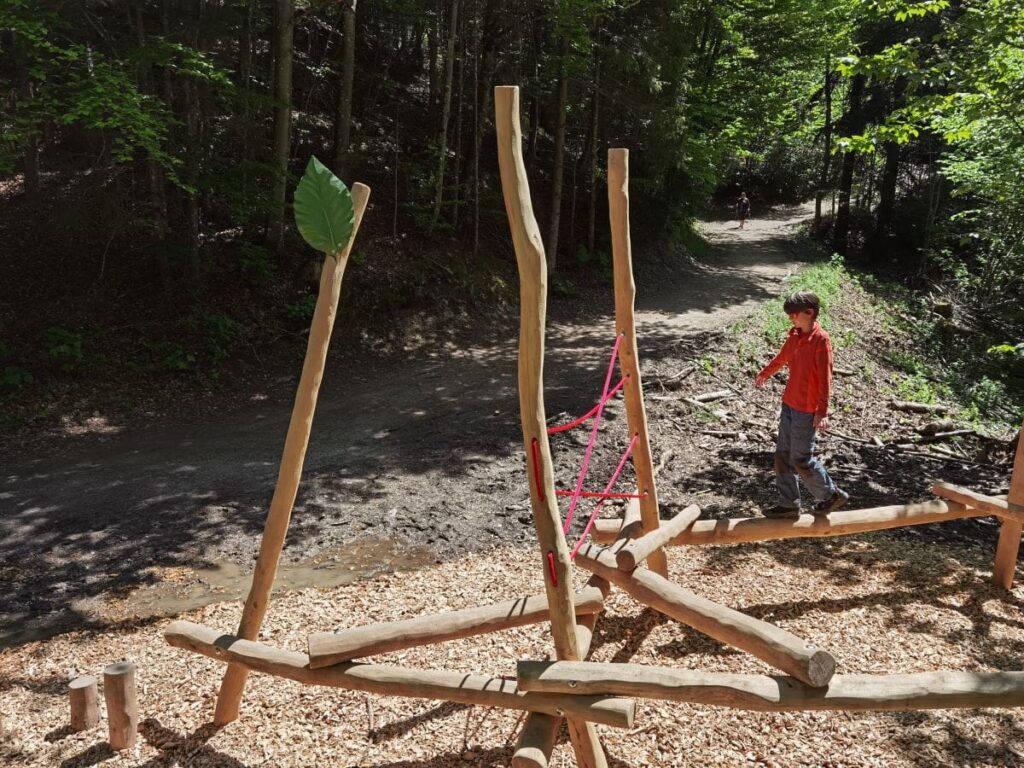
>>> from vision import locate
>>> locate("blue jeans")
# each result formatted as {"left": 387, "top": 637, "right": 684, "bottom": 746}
{"left": 774, "top": 404, "right": 836, "bottom": 509}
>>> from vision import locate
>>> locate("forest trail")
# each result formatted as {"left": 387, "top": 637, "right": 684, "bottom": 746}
{"left": 0, "top": 203, "right": 813, "bottom": 647}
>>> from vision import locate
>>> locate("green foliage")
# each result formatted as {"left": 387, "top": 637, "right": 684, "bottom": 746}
{"left": 293, "top": 156, "right": 355, "bottom": 257}
{"left": 238, "top": 242, "right": 275, "bottom": 288}
{"left": 285, "top": 296, "right": 318, "bottom": 324}
{"left": 550, "top": 274, "right": 578, "bottom": 299}
{"left": 1, "top": 366, "right": 33, "bottom": 389}
{"left": 40, "top": 327, "right": 84, "bottom": 372}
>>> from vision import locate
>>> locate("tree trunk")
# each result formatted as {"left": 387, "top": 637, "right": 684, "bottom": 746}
{"left": 814, "top": 54, "right": 833, "bottom": 232}
{"left": 11, "top": 32, "right": 41, "bottom": 207}
{"left": 451, "top": 9, "right": 465, "bottom": 230}
{"left": 266, "top": 0, "right": 294, "bottom": 253}
{"left": 430, "top": 0, "right": 460, "bottom": 230}
{"left": 547, "top": 42, "right": 568, "bottom": 271}
{"left": 333, "top": 0, "right": 357, "bottom": 178}
{"left": 870, "top": 77, "right": 906, "bottom": 257}
{"left": 832, "top": 74, "right": 865, "bottom": 257}
{"left": 587, "top": 53, "right": 600, "bottom": 256}
{"left": 427, "top": 6, "right": 439, "bottom": 109}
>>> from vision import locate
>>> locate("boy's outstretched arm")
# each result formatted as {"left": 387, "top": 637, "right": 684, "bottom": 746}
{"left": 754, "top": 339, "right": 791, "bottom": 387}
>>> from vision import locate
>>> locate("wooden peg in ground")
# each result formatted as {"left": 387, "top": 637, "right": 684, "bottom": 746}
{"left": 104, "top": 661, "right": 138, "bottom": 750}
{"left": 69, "top": 676, "right": 98, "bottom": 731}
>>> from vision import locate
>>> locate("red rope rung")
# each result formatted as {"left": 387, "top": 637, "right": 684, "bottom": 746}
{"left": 555, "top": 490, "right": 647, "bottom": 499}
{"left": 546, "top": 376, "right": 628, "bottom": 435}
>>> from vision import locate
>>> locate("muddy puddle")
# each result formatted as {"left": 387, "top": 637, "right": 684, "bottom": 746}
{"left": 105, "top": 537, "right": 437, "bottom": 622}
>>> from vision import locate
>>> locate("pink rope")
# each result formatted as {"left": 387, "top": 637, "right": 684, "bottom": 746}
{"left": 562, "top": 335, "right": 623, "bottom": 535}
{"left": 546, "top": 376, "right": 627, "bottom": 434}
{"left": 555, "top": 490, "right": 647, "bottom": 499}
{"left": 570, "top": 433, "right": 639, "bottom": 560}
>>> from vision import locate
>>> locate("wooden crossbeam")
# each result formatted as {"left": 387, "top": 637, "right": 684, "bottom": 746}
{"left": 517, "top": 660, "right": 1024, "bottom": 712}
{"left": 932, "top": 482, "right": 1024, "bottom": 524}
{"left": 615, "top": 504, "right": 701, "bottom": 571}
{"left": 166, "top": 621, "right": 635, "bottom": 729}
{"left": 574, "top": 544, "right": 835, "bottom": 687}
{"left": 308, "top": 587, "right": 605, "bottom": 668}
{"left": 590, "top": 500, "right": 987, "bottom": 546}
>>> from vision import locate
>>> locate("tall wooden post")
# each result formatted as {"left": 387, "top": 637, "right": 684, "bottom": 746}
{"left": 495, "top": 85, "right": 608, "bottom": 768}
{"left": 103, "top": 662, "right": 138, "bottom": 750}
{"left": 993, "top": 422, "right": 1024, "bottom": 589}
{"left": 607, "top": 148, "right": 667, "bottom": 578}
{"left": 214, "top": 184, "right": 371, "bottom": 724}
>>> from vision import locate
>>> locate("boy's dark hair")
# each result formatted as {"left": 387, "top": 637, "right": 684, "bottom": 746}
{"left": 783, "top": 291, "right": 820, "bottom": 318}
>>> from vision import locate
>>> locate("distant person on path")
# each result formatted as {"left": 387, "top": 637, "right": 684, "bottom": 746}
{"left": 754, "top": 291, "right": 848, "bottom": 519}
{"left": 736, "top": 191, "right": 751, "bottom": 229}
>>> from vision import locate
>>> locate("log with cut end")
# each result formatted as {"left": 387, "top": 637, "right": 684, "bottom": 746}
{"left": 574, "top": 544, "right": 835, "bottom": 687}
{"left": 69, "top": 675, "right": 98, "bottom": 731}
{"left": 616, "top": 504, "right": 701, "bottom": 571}
{"left": 591, "top": 500, "right": 988, "bottom": 546}
{"left": 307, "top": 586, "right": 604, "bottom": 668}
{"left": 890, "top": 401, "right": 951, "bottom": 413}
{"left": 103, "top": 662, "right": 138, "bottom": 750}
{"left": 931, "top": 482, "right": 1024, "bottom": 524}
{"left": 517, "top": 660, "right": 1024, "bottom": 712}
{"left": 165, "top": 620, "right": 634, "bottom": 729}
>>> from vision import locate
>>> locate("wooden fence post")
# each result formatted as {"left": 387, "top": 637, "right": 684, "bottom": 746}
{"left": 993, "top": 422, "right": 1024, "bottom": 589}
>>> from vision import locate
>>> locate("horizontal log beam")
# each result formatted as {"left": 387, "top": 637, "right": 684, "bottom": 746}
{"left": 591, "top": 500, "right": 989, "bottom": 547}
{"left": 574, "top": 544, "right": 835, "bottom": 687}
{"left": 932, "top": 482, "right": 1024, "bottom": 524}
{"left": 308, "top": 586, "right": 605, "bottom": 668}
{"left": 165, "top": 621, "right": 634, "bottom": 729}
{"left": 616, "top": 504, "right": 701, "bottom": 571}
{"left": 518, "top": 660, "right": 1024, "bottom": 712}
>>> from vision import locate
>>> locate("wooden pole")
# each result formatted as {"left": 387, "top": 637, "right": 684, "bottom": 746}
{"left": 993, "top": 422, "right": 1024, "bottom": 589}
{"left": 616, "top": 504, "right": 701, "bottom": 571}
{"left": 69, "top": 675, "right": 98, "bottom": 731}
{"left": 590, "top": 500, "right": 989, "bottom": 546}
{"left": 103, "top": 662, "right": 138, "bottom": 750}
{"left": 308, "top": 587, "right": 605, "bottom": 668}
{"left": 607, "top": 148, "right": 667, "bottom": 579}
{"left": 575, "top": 543, "right": 836, "bottom": 687}
{"left": 518, "top": 660, "right": 1024, "bottom": 712}
{"left": 932, "top": 481, "right": 1024, "bottom": 523}
{"left": 166, "top": 621, "right": 635, "bottom": 728}
{"left": 215, "top": 183, "right": 371, "bottom": 725}
{"left": 494, "top": 84, "right": 607, "bottom": 768}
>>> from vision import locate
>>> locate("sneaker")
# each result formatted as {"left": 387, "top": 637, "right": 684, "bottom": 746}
{"left": 812, "top": 489, "right": 849, "bottom": 516}
{"left": 762, "top": 505, "right": 801, "bottom": 520}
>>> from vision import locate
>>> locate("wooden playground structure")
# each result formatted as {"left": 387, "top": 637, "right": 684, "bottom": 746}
{"left": 164, "top": 86, "right": 1024, "bottom": 767}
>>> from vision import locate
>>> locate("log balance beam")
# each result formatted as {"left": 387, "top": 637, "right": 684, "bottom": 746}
{"left": 165, "top": 621, "right": 635, "bottom": 729}
{"left": 574, "top": 543, "right": 836, "bottom": 688}
{"left": 615, "top": 504, "right": 700, "bottom": 571}
{"left": 518, "top": 660, "right": 1024, "bottom": 712}
{"left": 932, "top": 482, "right": 1024, "bottom": 525}
{"left": 307, "top": 586, "right": 605, "bottom": 668}
{"left": 591, "top": 500, "right": 987, "bottom": 547}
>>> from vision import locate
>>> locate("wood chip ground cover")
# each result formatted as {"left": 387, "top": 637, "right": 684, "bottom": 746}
{"left": 3, "top": 536, "right": 1023, "bottom": 767}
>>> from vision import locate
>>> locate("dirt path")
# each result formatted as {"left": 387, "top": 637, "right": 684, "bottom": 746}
{"left": 0, "top": 204, "right": 812, "bottom": 647}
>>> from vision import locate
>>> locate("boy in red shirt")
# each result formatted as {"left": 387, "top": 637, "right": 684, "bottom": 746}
{"left": 755, "top": 291, "right": 848, "bottom": 518}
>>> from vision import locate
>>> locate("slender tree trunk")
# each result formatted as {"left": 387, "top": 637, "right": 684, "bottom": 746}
{"left": 10, "top": 32, "right": 40, "bottom": 207}
{"left": 430, "top": 0, "right": 460, "bottom": 230}
{"left": 870, "top": 76, "right": 906, "bottom": 257}
{"left": 427, "top": 7, "right": 438, "bottom": 109}
{"left": 547, "top": 42, "right": 569, "bottom": 271}
{"left": 266, "top": 0, "right": 294, "bottom": 253}
{"left": 472, "top": 0, "right": 480, "bottom": 255}
{"left": 833, "top": 74, "right": 865, "bottom": 256}
{"left": 451, "top": 11, "right": 465, "bottom": 230}
{"left": 587, "top": 52, "right": 600, "bottom": 256}
{"left": 333, "top": 0, "right": 357, "bottom": 178}
{"left": 814, "top": 54, "right": 833, "bottom": 232}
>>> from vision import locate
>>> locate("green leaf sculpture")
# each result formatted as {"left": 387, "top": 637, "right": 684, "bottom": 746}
{"left": 294, "top": 156, "right": 355, "bottom": 257}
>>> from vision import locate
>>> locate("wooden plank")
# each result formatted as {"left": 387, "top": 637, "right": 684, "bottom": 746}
{"left": 591, "top": 500, "right": 989, "bottom": 546}
{"left": 308, "top": 587, "right": 604, "bottom": 668}
{"left": 993, "top": 422, "right": 1024, "bottom": 589}
{"left": 495, "top": 85, "right": 606, "bottom": 768}
{"left": 215, "top": 183, "right": 371, "bottom": 726}
{"left": 608, "top": 148, "right": 667, "bottom": 579}
{"left": 932, "top": 481, "right": 1024, "bottom": 524}
{"left": 574, "top": 544, "right": 836, "bottom": 687}
{"left": 616, "top": 504, "right": 701, "bottom": 571}
{"left": 165, "top": 621, "right": 634, "bottom": 729}
{"left": 518, "top": 660, "right": 1024, "bottom": 712}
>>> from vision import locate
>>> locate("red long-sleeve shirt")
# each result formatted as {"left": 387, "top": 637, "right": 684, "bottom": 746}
{"left": 759, "top": 322, "right": 833, "bottom": 418}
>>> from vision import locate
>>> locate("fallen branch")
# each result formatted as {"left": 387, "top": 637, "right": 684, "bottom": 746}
{"left": 890, "top": 401, "right": 951, "bottom": 414}
{"left": 691, "top": 389, "right": 733, "bottom": 403}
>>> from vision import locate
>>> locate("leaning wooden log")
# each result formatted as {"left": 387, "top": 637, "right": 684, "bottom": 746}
{"left": 591, "top": 500, "right": 988, "bottom": 546}
{"left": 932, "top": 482, "right": 1024, "bottom": 524}
{"left": 496, "top": 84, "right": 608, "bottom": 768}
{"left": 166, "top": 621, "right": 634, "bottom": 729}
{"left": 691, "top": 389, "right": 733, "bottom": 403}
{"left": 514, "top": 595, "right": 604, "bottom": 768}
{"left": 308, "top": 587, "right": 604, "bottom": 668}
{"left": 103, "top": 662, "right": 138, "bottom": 750}
{"left": 69, "top": 675, "right": 98, "bottom": 731}
{"left": 574, "top": 544, "right": 835, "bottom": 687}
{"left": 517, "top": 660, "right": 1024, "bottom": 712}
{"left": 616, "top": 504, "right": 701, "bottom": 571}
{"left": 215, "top": 183, "right": 371, "bottom": 726}
{"left": 890, "top": 401, "right": 951, "bottom": 414}
{"left": 608, "top": 148, "right": 666, "bottom": 579}
{"left": 993, "top": 421, "right": 1024, "bottom": 590}
{"left": 614, "top": 496, "right": 644, "bottom": 541}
